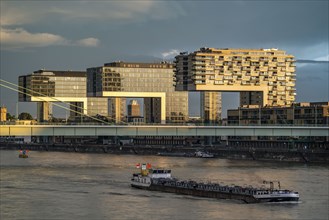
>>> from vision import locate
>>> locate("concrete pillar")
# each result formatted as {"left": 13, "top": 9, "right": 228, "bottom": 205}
{"left": 37, "top": 102, "right": 51, "bottom": 122}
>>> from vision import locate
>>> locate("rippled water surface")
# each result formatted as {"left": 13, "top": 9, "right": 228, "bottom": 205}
{"left": 1, "top": 150, "right": 328, "bottom": 220}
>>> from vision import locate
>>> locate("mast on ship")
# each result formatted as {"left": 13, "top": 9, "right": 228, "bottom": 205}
{"left": 136, "top": 163, "right": 152, "bottom": 176}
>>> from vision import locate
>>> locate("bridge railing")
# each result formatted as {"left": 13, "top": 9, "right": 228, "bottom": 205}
{"left": 0, "top": 121, "right": 328, "bottom": 127}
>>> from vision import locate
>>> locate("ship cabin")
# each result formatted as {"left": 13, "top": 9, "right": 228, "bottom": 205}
{"left": 148, "top": 169, "right": 172, "bottom": 179}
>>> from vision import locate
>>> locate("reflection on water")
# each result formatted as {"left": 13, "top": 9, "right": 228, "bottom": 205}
{"left": 1, "top": 150, "right": 328, "bottom": 220}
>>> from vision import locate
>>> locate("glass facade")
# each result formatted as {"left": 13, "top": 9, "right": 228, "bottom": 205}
{"left": 87, "top": 62, "right": 188, "bottom": 123}
{"left": 200, "top": 91, "right": 222, "bottom": 124}
{"left": 87, "top": 97, "right": 109, "bottom": 117}
{"left": 18, "top": 70, "right": 89, "bottom": 122}
{"left": 19, "top": 70, "right": 86, "bottom": 101}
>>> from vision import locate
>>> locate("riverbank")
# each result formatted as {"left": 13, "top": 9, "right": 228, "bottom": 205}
{"left": 1, "top": 142, "right": 328, "bottom": 163}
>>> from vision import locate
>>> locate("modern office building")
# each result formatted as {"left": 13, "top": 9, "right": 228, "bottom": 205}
{"left": 87, "top": 62, "right": 188, "bottom": 124}
{"left": 19, "top": 70, "right": 87, "bottom": 121}
{"left": 174, "top": 48, "right": 296, "bottom": 116}
{"left": 227, "top": 102, "right": 329, "bottom": 125}
{"left": 18, "top": 69, "right": 110, "bottom": 122}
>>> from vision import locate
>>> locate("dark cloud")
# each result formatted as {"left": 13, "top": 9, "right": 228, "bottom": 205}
{"left": 297, "top": 60, "right": 329, "bottom": 64}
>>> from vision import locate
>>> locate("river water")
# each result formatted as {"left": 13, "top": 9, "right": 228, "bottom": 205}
{"left": 0, "top": 150, "right": 328, "bottom": 220}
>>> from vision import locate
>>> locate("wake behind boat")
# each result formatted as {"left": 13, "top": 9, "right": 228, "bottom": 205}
{"left": 131, "top": 163, "right": 299, "bottom": 203}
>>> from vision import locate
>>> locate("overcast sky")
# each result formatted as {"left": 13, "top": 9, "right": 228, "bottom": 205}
{"left": 0, "top": 0, "right": 328, "bottom": 117}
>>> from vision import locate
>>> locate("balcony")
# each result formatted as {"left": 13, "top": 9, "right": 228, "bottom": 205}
{"left": 242, "top": 62, "right": 250, "bottom": 66}
{"left": 195, "top": 80, "right": 206, "bottom": 84}
{"left": 224, "top": 57, "right": 233, "bottom": 61}
{"left": 233, "top": 57, "right": 242, "bottom": 61}
{"left": 241, "top": 81, "right": 251, "bottom": 85}
{"left": 214, "top": 80, "right": 224, "bottom": 85}
{"left": 233, "top": 66, "right": 242, "bottom": 71}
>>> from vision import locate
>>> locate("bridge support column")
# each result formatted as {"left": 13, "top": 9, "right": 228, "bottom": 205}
{"left": 37, "top": 102, "right": 52, "bottom": 122}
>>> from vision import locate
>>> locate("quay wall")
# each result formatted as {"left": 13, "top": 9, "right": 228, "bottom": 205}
{"left": 1, "top": 142, "right": 329, "bottom": 163}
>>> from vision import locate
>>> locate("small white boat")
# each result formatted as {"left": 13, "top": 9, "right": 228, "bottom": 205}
{"left": 195, "top": 150, "right": 214, "bottom": 158}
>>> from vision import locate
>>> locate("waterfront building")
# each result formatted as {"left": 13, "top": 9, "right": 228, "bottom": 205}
{"left": 18, "top": 69, "right": 109, "bottom": 122}
{"left": 0, "top": 107, "right": 7, "bottom": 121}
{"left": 87, "top": 62, "right": 188, "bottom": 124}
{"left": 174, "top": 48, "right": 296, "bottom": 122}
{"left": 227, "top": 102, "right": 329, "bottom": 125}
{"left": 19, "top": 70, "right": 86, "bottom": 121}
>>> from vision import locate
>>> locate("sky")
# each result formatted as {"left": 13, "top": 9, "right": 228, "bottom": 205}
{"left": 0, "top": 0, "right": 328, "bottom": 118}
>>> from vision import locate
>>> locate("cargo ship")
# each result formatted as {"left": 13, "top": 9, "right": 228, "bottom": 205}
{"left": 131, "top": 163, "right": 299, "bottom": 203}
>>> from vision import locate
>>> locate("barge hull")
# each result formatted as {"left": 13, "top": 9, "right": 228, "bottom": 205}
{"left": 131, "top": 183, "right": 259, "bottom": 203}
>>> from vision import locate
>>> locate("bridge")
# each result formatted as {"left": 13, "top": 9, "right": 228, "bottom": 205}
{"left": 1, "top": 125, "right": 328, "bottom": 137}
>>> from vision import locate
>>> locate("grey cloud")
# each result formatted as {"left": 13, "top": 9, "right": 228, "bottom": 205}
{"left": 0, "top": 27, "right": 100, "bottom": 50}
{"left": 1, "top": 0, "right": 328, "bottom": 116}
{"left": 297, "top": 60, "right": 329, "bottom": 64}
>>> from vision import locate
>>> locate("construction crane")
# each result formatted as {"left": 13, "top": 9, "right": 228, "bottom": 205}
{"left": 263, "top": 180, "right": 281, "bottom": 190}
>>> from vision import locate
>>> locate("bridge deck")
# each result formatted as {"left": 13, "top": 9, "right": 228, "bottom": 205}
{"left": 0, "top": 125, "right": 328, "bottom": 137}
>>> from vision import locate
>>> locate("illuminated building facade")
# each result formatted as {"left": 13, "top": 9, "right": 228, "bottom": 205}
{"left": 87, "top": 62, "right": 188, "bottom": 124}
{"left": 175, "top": 48, "right": 296, "bottom": 122}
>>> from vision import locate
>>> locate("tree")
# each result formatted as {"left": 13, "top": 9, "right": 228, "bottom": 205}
{"left": 6, "top": 113, "right": 16, "bottom": 121}
{"left": 18, "top": 112, "right": 33, "bottom": 120}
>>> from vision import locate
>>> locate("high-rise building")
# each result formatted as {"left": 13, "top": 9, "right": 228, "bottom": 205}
{"left": 200, "top": 91, "right": 221, "bottom": 124}
{"left": 18, "top": 70, "right": 109, "bottom": 122}
{"left": 19, "top": 70, "right": 87, "bottom": 121}
{"left": 175, "top": 48, "right": 296, "bottom": 111}
{"left": 128, "top": 100, "right": 141, "bottom": 117}
{"left": 87, "top": 62, "right": 188, "bottom": 124}
{"left": 127, "top": 100, "right": 143, "bottom": 123}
